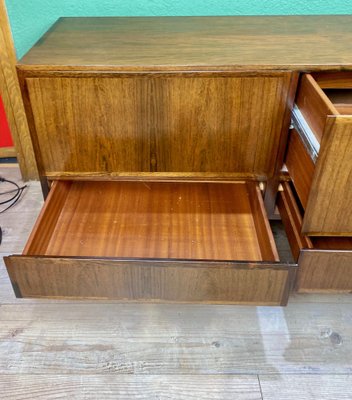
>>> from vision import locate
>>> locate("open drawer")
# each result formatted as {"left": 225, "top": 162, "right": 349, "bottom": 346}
{"left": 278, "top": 181, "right": 352, "bottom": 292}
{"left": 5, "top": 180, "right": 296, "bottom": 304}
{"left": 288, "top": 73, "right": 352, "bottom": 236}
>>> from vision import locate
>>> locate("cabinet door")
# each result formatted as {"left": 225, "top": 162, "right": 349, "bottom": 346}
{"left": 302, "top": 116, "right": 352, "bottom": 235}
{"left": 24, "top": 73, "right": 294, "bottom": 179}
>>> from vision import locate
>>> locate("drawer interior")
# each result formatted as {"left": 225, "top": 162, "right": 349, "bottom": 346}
{"left": 278, "top": 180, "right": 352, "bottom": 292}
{"left": 289, "top": 72, "right": 352, "bottom": 209}
{"left": 277, "top": 181, "right": 352, "bottom": 259}
{"left": 295, "top": 74, "right": 338, "bottom": 143}
{"left": 309, "top": 236, "right": 352, "bottom": 250}
{"left": 295, "top": 73, "right": 352, "bottom": 145}
{"left": 24, "top": 180, "right": 279, "bottom": 262}
{"left": 322, "top": 89, "right": 352, "bottom": 114}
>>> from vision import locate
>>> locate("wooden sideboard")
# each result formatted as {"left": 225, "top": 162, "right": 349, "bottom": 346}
{"left": 4, "top": 16, "right": 352, "bottom": 304}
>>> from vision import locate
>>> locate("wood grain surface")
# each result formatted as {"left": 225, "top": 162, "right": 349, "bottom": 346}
{"left": 17, "top": 16, "right": 352, "bottom": 71}
{"left": 0, "top": 375, "right": 262, "bottom": 400}
{"left": 276, "top": 182, "right": 312, "bottom": 261}
{"left": 296, "top": 74, "right": 338, "bottom": 143}
{"left": 302, "top": 116, "right": 352, "bottom": 235}
{"left": 25, "top": 181, "right": 277, "bottom": 261}
{"left": 0, "top": 146, "right": 16, "bottom": 158}
{"left": 313, "top": 71, "right": 352, "bottom": 89}
{"left": 311, "top": 237, "right": 352, "bottom": 250}
{"left": 284, "top": 129, "right": 315, "bottom": 209}
{"left": 5, "top": 177, "right": 298, "bottom": 304}
{"left": 277, "top": 182, "right": 352, "bottom": 293}
{"left": 323, "top": 89, "right": 352, "bottom": 114}
{"left": 0, "top": 0, "right": 37, "bottom": 180}
{"left": 277, "top": 180, "right": 352, "bottom": 292}
{"left": 260, "top": 375, "right": 352, "bottom": 400}
{"left": 297, "top": 250, "right": 352, "bottom": 292}
{"left": 0, "top": 301, "right": 351, "bottom": 374}
{"left": 5, "top": 256, "right": 295, "bottom": 304}
{"left": 24, "top": 180, "right": 71, "bottom": 255}
{"left": 24, "top": 74, "right": 293, "bottom": 178}
{"left": 247, "top": 183, "right": 280, "bottom": 261}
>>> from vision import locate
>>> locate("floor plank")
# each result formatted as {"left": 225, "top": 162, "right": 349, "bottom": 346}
{"left": 0, "top": 375, "right": 262, "bottom": 399}
{"left": 260, "top": 374, "right": 352, "bottom": 400}
{"left": 0, "top": 168, "right": 42, "bottom": 254}
{"left": 0, "top": 302, "right": 351, "bottom": 375}
{"left": 290, "top": 293, "right": 352, "bottom": 304}
{"left": 0, "top": 164, "right": 23, "bottom": 181}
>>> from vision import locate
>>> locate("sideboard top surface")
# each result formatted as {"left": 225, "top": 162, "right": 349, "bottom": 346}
{"left": 18, "top": 16, "right": 352, "bottom": 72}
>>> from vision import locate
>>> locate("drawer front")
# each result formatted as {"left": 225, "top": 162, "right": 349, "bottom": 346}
{"left": 5, "top": 256, "right": 295, "bottom": 305}
{"left": 277, "top": 181, "right": 352, "bottom": 292}
{"left": 24, "top": 73, "right": 294, "bottom": 179}
{"left": 297, "top": 250, "right": 352, "bottom": 292}
{"left": 294, "top": 73, "right": 352, "bottom": 236}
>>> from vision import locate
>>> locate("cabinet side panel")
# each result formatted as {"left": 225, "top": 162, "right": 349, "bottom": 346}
{"left": 25, "top": 74, "right": 292, "bottom": 177}
{"left": 302, "top": 116, "right": 352, "bottom": 235}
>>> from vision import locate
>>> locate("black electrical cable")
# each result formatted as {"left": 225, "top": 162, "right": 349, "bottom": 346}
{"left": 0, "top": 177, "right": 27, "bottom": 245}
{"left": 0, "top": 177, "right": 27, "bottom": 214}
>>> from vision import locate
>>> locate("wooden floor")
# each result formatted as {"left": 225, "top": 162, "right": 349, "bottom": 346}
{"left": 0, "top": 164, "right": 351, "bottom": 399}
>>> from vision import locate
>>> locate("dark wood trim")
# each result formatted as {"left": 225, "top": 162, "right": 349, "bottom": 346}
{"left": 16, "top": 68, "right": 295, "bottom": 78}
{"left": 45, "top": 172, "right": 267, "bottom": 182}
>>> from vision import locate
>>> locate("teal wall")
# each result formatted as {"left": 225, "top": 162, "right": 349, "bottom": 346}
{"left": 6, "top": 0, "right": 352, "bottom": 59}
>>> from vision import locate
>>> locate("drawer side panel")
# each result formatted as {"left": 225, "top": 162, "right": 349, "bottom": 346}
{"left": 285, "top": 129, "right": 315, "bottom": 209}
{"left": 295, "top": 74, "right": 338, "bottom": 142}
